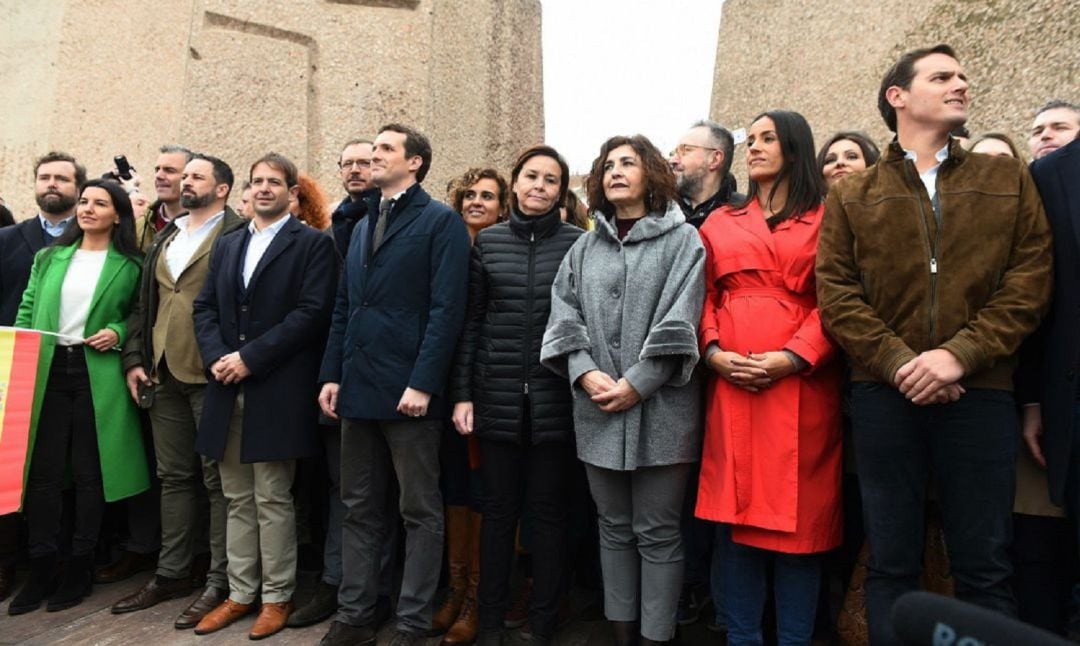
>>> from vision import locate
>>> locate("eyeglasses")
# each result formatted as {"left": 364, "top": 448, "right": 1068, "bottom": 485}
{"left": 674, "top": 143, "right": 719, "bottom": 157}
{"left": 339, "top": 159, "right": 371, "bottom": 170}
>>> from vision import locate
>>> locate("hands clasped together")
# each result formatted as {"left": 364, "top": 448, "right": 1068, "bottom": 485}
{"left": 707, "top": 350, "right": 797, "bottom": 392}
{"left": 893, "top": 348, "right": 966, "bottom": 406}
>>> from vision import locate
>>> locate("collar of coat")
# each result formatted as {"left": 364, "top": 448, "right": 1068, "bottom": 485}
{"left": 884, "top": 135, "right": 967, "bottom": 169}
{"left": 508, "top": 205, "right": 562, "bottom": 239}
{"left": 591, "top": 200, "right": 687, "bottom": 244}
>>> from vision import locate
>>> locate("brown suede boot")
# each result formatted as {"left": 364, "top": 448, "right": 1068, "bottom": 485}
{"left": 434, "top": 505, "right": 470, "bottom": 633}
{"left": 442, "top": 511, "right": 482, "bottom": 645}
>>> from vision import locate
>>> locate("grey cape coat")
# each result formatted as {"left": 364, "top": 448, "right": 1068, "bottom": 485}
{"left": 541, "top": 201, "right": 706, "bottom": 471}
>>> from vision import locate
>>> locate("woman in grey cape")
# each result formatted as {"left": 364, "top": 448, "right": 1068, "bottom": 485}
{"left": 541, "top": 134, "right": 705, "bottom": 645}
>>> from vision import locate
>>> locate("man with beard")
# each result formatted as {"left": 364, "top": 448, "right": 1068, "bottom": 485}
{"left": 329, "top": 139, "right": 378, "bottom": 259}
{"left": 110, "top": 154, "right": 247, "bottom": 629}
{"left": 670, "top": 120, "right": 742, "bottom": 229}
{"left": 0, "top": 151, "right": 84, "bottom": 600}
{"left": 132, "top": 145, "right": 193, "bottom": 252}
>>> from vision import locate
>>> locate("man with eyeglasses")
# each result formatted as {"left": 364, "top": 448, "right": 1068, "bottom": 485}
{"left": 330, "top": 140, "right": 378, "bottom": 259}
{"left": 670, "top": 120, "right": 742, "bottom": 230}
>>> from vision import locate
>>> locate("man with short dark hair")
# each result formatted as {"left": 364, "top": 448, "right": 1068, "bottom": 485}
{"left": 192, "top": 153, "right": 337, "bottom": 640}
{"left": 318, "top": 124, "right": 470, "bottom": 646}
{"left": 670, "top": 120, "right": 741, "bottom": 228}
{"left": 0, "top": 150, "right": 83, "bottom": 600}
{"left": 1029, "top": 100, "right": 1080, "bottom": 161}
{"left": 110, "top": 153, "right": 245, "bottom": 627}
{"left": 131, "top": 145, "right": 194, "bottom": 252}
{"left": 817, "top": 44, "right": 1053, "bottom": 644}
{"left": 330, "top": 139, "right": 378, "bottom": 258}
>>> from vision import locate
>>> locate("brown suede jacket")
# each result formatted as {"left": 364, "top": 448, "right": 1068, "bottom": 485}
{"left": 816, "top": 138, "right": 1053, "bottom": 391}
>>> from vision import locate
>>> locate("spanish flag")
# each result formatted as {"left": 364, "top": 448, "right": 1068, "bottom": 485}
{"left": 0, "top": 328, "right": 45, "bottom": 514}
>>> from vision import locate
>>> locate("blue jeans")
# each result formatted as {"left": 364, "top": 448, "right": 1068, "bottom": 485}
{"left": 851, "top": 383, "right": 1017, "bottom": 645}
{"left": 721, "top": 528, "right": 821, "bottom": 646}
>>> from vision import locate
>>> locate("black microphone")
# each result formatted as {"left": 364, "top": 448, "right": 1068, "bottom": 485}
{"left": 891, "top": 591, "right": 1069, "bottom": 646}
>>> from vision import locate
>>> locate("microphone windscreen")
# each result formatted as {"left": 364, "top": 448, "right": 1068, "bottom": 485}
{"left": 891, "top": 591, "right": 1069, "bottom": 646}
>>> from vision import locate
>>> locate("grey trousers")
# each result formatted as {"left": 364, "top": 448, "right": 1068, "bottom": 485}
{"left": 585, "top": 462, "right": 691, "bottom": 642}
{"left": 218, "top": 391, "right": 298, "bottom": 604}
{"left": 337, "top": 418, "right": 443, "bottom": 634}
{"left": 149, "top": 364, "right": 227, "bottom": 588}
{"left": 322, "top": 423, "right": 401, "bottom": 590}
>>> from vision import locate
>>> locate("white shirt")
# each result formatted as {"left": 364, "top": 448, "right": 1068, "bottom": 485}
{"left": 243, "top": 214, "right": 291, "bottom": 288}
{"left": 165, "top": 211, "right": 224, "bottom": 280}
{"left": 58, "top": 249, "right": 108, "bottom": 345}
{"left": 904, "top": 144, "right": 950, "bottom": 202}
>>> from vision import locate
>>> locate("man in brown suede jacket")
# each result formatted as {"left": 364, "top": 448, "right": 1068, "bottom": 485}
{"left": 816, "top": 44, "right": 1053, "bottom": 645}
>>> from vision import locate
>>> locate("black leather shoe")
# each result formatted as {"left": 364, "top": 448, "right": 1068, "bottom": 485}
{"left": 287, "top": 580, "right": 338, "bottom": 627}
{"left": 112, "top": 575, "right": 192, "bottom": 614}
{"left": 94, "top": 550, "right": 156, "bottom": 584}
{"left": 319, "top": 620, "right": 376, "bottom": 646}
{"left": 175, "top": 585, "right": 228, "bottom": 629}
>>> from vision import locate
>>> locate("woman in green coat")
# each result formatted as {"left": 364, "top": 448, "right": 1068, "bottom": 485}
{"left": 9, "top": 179, "right": 148, "bottom": 615}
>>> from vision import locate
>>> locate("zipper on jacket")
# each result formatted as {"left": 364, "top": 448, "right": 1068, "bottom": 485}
{"left": 522, "top": 231, "right": 536, "bottom": 396}
{"left": 903, "top": 161, "right": 939, "bottom": 346}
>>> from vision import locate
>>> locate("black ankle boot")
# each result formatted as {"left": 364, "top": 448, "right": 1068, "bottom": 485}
{"left": 46, "top": 553, "right": 92, "bottom": 612}
{"left": 611, "top": 621, "right": 639, "bottom": 646}
{"left": 8, "top": 553, "right": 57, "bottom": 615}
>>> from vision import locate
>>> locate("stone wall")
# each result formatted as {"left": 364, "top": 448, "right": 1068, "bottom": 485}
{"left": 711, "top": 0, "right": 1078, "bottom": 184}
{"left": 0, "top": 0, "right": 543, "bottom": 218}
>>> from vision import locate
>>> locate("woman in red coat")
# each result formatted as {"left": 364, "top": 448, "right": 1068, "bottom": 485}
{"left": 696, "top": 110, "right": 842, "bottom": 645}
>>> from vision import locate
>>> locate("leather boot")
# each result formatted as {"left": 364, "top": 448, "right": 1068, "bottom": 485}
{"left": 611, "top": 620, "right": 640, "bottom": 646}
{"left": 47, "top": 552, "right": 93, "bottom": 612}
{"left": 8, "top": 553, "right": 57, "bottom": 615}
{"left": 433, "top": 505, "right": 470, "bottom": 633}
{"left": 442, "top": 511, "right": 482, "bottom": 645}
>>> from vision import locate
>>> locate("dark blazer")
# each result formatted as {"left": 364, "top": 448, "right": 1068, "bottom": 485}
{"left": 319, "top": 183, "right": 470, "bottom": 420}
{"left": 193, "top": 215, "right": 338, "bottom": 462}
{"left": 0, "top": 218, "right": 52, "bottom": 325}
{"left": 1019, "top": 137, "right": 1080, "bottom": 506}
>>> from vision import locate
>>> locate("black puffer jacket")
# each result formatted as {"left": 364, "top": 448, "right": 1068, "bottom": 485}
{"left": 450, "top": 207, "right": 583, "bottom": 444}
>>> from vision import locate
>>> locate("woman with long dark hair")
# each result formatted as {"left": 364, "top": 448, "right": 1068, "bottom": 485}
{"left": 8, "top": 180, "right": 149, "bottom": 615}
{"left": 542, "top": 135, "right": 705, "bottom": 645}
{"left": 696, "top": 111, "right": 843, "bottom": 645}
{"left": 451, "top": 148, "right": 582, "bottom": 646}
{"left": 816, "top": 131, "right": 880, "bottom": 190}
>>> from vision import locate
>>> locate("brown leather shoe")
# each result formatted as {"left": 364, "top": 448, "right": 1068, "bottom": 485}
{"left": 249, "top": 601, "right": 294, "bottom": 640}
{"left": 177, "top": 585, "right": 229, "bottom": 630}
{"left": 94, "top": 551, "right": 157, "bottom": 584}
{"left": 111, "top": 576, "right": 192, "bottom": 614}
{"left": 194, "top": 598, "right": 255, "bottom": 635}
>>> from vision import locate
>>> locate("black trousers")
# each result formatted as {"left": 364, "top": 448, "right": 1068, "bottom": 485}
{"left": 25, "top": 346, "right": 104, "bottom": 558}
{"left": 477, "top": 416, "right": 573, "bottom": 638}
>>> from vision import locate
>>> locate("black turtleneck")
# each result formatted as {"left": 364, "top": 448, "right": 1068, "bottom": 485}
{"left": 508, "top": 205, "right": 563, "bottom": 240}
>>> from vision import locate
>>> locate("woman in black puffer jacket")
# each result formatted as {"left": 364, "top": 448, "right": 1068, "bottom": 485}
{"left": 451, "top": 145, "right": 583, "bottom": 646}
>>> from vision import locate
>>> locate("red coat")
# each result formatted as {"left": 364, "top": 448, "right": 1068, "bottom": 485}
{"left": 695, "top": 199, "right": 842, "bottom": 554}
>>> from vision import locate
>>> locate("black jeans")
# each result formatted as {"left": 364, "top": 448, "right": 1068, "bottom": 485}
{"left": 850, "top": 383, "right": 1018, "bottom": 645}
{"left": 25, "top": 346, "right": 104, "bottom": 558}
{"left": 477, "top": 429, "right": 573, "bottom": 638}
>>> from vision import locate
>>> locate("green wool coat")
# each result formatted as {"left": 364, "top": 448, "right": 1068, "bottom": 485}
{"left": 15, "top": 243, "right": 149, "bottom": 504}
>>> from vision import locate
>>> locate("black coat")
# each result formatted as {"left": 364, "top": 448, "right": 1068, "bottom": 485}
{"left": 0, "top": 218, "right": 52, "bottom": 325}
{"left": 1018, "top": 137, "right": 1080, "bottom": 505}
{"left": 319, "top": 184, "right": 471, "bottom": 420}
{"left": 450, "top": 209, "right": 583, "bottom": 444}
{"left": 193, "top": 215, "right": 338, "bottom": 462}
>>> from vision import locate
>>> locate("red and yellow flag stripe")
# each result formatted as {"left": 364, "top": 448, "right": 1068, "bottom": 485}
{"left": 0, "top": 328, "right": 43, "bottom": 514}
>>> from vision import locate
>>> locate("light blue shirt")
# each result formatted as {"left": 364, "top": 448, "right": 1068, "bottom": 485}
{"left": 903, "top": 144, "right": 950, "bottom": 202}
{"left": 242, "top": 214, "right": 291, "bottom": 288}
{"left": 38, "top": 213, "right": 73, "bottom": 239}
